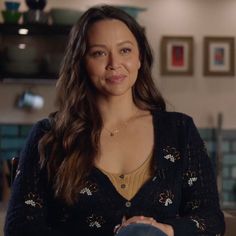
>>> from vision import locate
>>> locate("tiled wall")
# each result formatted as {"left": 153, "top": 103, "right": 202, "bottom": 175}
{"left": 0, "top": 124, "right": 32, "bottom": 161}
{"left": 0, "top": 124, "right": 236, "bottom": 208}
{"left": 199, "top": 129, "right": 236, "bottom": 209}
{"left": 0, "top": 124, "right": 32, "bottom": 200}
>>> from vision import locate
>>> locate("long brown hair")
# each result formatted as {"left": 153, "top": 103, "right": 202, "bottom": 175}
{"left": 39, "top": 5, "right": 166, "bottom": 205}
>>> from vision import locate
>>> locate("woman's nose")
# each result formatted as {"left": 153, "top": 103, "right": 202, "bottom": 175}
{"left": 106, "top": 53, "right": 120, "bottom": 70}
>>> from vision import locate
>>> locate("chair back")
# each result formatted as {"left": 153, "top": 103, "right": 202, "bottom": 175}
{"left": 10, "top": 157, "right": 19, "bottom": 186}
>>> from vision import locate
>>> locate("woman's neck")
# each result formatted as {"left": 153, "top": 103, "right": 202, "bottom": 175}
{"left": 97, "top": 96, "right": 139, "bottom": 127}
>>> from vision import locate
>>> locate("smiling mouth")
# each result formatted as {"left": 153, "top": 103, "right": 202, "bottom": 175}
{"left": 106, "top": 75, "right": 126, "bottom": 84}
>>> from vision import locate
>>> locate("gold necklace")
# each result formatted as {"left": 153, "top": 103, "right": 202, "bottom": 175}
{"left": 104, "top": 127, "right": 120, "bottom": 137}
{"left": 104, "top": 122, "right": 128, "bottom": 137}
{"left": 103, "top": 110, "right": 139, "bottom": 137}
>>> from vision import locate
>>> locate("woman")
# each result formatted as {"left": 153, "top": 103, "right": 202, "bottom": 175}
{"left": 4, "top": 5, "right": 225, "bottom": 236}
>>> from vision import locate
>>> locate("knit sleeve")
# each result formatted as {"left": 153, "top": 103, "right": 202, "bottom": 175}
{"left": 4, "top": 119, "right": 66, "bottom": 236}
{"left": 163, "top": 117, "right": 225, "bottom": 236}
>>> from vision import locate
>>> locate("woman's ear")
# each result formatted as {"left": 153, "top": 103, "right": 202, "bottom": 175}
{"left": 138, "top": 57, "right": 141, "bottom": 69}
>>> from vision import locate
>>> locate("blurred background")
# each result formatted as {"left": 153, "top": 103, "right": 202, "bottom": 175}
{"left": 0, "top": 0, "right": 236, "bottom": 235}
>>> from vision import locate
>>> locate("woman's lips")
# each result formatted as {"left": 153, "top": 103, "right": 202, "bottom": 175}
{"left": 106, "top": 75, "right": 126, "bottom": 84}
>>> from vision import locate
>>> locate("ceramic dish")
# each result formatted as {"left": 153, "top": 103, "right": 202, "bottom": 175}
{"left": 4, "top": 1, "right": 21, "bottom": 11}
{"left": 1, "top": 10, "right": 22, "bottom": 23}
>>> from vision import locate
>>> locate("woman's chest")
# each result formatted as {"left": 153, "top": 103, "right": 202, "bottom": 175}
{"left": 97, "top": 122, "right": 154, "bottom": 174}
{"left": 48, "top": 164, "right": 183, "bottom": 235}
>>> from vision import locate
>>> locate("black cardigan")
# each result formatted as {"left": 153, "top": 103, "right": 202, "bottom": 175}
{"left": 4, "top": 111, "right": 225, "bottom": 236}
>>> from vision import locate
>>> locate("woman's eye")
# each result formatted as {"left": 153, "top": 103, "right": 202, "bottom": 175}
{"left": 120, "top": 48, "right": 132, "bottom": 54}
{"left": 90, "top": 51, "right": 106, "bottom": 57}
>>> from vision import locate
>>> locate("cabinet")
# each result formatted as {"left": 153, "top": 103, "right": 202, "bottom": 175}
{"left": 0, "top": 23, "right": 71, "bottom": 83}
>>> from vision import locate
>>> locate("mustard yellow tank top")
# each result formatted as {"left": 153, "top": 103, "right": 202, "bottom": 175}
{"left": 99, "top": 153, "right": 152, "bottom": 200}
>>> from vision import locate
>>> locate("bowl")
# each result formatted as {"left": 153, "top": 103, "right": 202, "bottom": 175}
{"left": 116, "top": 6, "right": 146, "bottom": 19}
{"left": 51, "top": 8, "right": 83, "bottom": 25}
{"left": 25, "top": 0, "right": 47, "bottom": 11}
{"left": 17, "top": 91, "right": 44, "bottom": 110}
{"left": 4, "top": 1, "right": 21, "bottom": 11}
{"left": 1, "top": 10, "right": 22, "bottom": 23}
{"left": 23, "top": 10, "right": 49, "bottom": 24}
{"left": 7, "top": 45, "right": 37, "bottom": 62}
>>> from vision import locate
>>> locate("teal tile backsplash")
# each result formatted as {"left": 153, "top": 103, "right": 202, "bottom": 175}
{"left": 0, "top": 124, "right": 32, "bottom": 160}
{"left": 0, "top": 126, "right": 19, "bottom": 136}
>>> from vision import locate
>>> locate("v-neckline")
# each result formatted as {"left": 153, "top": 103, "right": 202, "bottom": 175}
{"left": 93, "top": 166, "right": 157, "bottom": 202}
{"left": 92, "top": 110, "right": 162, "bottom": 204}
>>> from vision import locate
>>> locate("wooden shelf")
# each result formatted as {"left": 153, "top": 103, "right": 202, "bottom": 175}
{"left": 0, "top": 23, "right": 72, "bottom": 35}
{"left": 0, "top": 23, "right": 69, "bottom": 84}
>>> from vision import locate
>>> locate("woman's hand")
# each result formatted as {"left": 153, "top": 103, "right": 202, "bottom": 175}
{"left": 114, "top": 216, "right": 174, "bottom": 236}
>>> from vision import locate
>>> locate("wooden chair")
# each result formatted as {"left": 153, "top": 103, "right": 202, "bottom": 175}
{"left": 7, "top": 157, "right": 19, "bottom": 187}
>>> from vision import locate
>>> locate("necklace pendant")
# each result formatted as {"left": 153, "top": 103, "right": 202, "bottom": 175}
{"left": 110, "top": 129, "right": 119, "bottom": 137}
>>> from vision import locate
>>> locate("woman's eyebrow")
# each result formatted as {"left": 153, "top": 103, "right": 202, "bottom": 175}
{"left": 88, "top": 40, "right": 134, "bottom": 49}
{"left": 87, "top": 44, "right": 107, "bottom": 49}
{"left": 117, "top": 40, "right": 134, "bottom": 46}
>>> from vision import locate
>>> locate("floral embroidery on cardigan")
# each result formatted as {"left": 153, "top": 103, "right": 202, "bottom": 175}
{"left": 87, "top": 214, "right": 105, "bottom": 228}
{"left": 187, "top": 200, "right": 201, "bottom": 210}
{"left": 184, "top": 170, "right": 198, "bottom": 186}
{"left": 159, "top": 190, "right": 174, "bottom": 206}
{"left": 24, "top": 192, "right": 43, "bottom": 208}
{"left": 163, "top": 146, "right": 181, "bottom": 163}
{"left": 190, "top": 216, "right": 206, "bottom": 231}
{"left": 80, "top": 181, "right": 98, "bottom": 196}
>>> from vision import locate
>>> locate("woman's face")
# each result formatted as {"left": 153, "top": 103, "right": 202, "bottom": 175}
{"left": 84, "top": 19, "right": 141, "bottom": 98}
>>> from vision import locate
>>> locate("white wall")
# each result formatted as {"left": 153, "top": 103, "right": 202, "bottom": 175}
{"left": 142, "top": 0, "right": 236, "bottom": 129}
{"left": 0, "top": 0, "right": 236, "bottom": 128}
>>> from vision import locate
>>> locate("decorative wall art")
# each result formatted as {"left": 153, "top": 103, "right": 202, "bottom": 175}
{"left": 203, "top": 37, "right": 235, "bottom": 76}
{"left": 161, "top": 36, "right": 194, "bottom": 76}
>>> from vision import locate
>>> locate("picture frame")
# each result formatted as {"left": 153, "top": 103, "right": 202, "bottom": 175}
{"left": 203, "top": 37, "right": 235, "bottom": 76}
{"left": 161, "top": 36, "right": 194, "bottom": 76}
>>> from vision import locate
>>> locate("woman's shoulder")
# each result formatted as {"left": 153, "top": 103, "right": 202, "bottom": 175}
{"left": 153, "top": 110, "right": 193, "bottom": 125}
{"left": 26, "top": 118, "right": 52, "bottom": 142}
{"left": 153, "top": 110, "right": 199, "bottom": 143}
{"left": 32, "top": 118, "right": 52, "bottom": 132}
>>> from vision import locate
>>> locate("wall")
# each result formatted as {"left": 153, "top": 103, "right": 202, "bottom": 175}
{"left": 0, "top": 0, "right": 236, "bottom": 128}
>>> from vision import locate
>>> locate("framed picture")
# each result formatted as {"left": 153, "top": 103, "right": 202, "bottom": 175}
{"left": 161, "top": 36, "right": 193, "bottom": 75}
{"left": 204, "top": 37, "right": 235, "bottom": 76}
